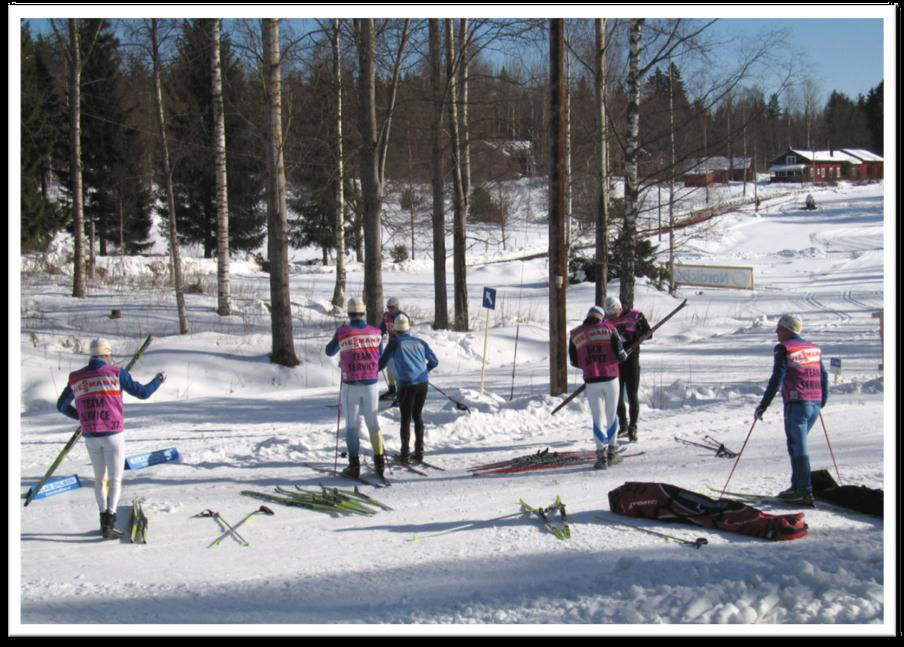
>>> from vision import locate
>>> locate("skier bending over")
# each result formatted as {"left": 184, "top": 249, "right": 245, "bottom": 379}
{"left": 326, "top": 298, "right": 387, "bottom": 479}
{"left": 569, "top": 305, "right": 628, "bottom": 470}
{"left": 378, "top": 314, "right": 438, "bottom": 463}
{"left": 56, "top": 338, "right": 166, "bottom": 539}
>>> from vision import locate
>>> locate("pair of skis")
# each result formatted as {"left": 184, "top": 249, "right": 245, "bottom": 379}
{"left": 552, "top": 299, "right": 688, "bottom": 416}
{"left": 24, "top": 335, "right": 154, "bottom": 507}
{"left": 674, "top": 435, "right": 738, "bottom": 458}
{"left": 520, "top": 496, "right": 571, "bottom": 540}
{"left": 387, "top": 453, "right": 445, "bottom": 477}
{"left": 195, "top": 505, "right": 275, "bottom": 547}
{"left": 242, "top": 484, "right": 391, "bottom": 516}
{"left": 470, "top": 447, "right": 643, "bottom": 476}
{"left": 704, "top": 485, "right": 816, "bottom": 509}
{"left": 128, "top": 497, "right": 149, "bottom": 544}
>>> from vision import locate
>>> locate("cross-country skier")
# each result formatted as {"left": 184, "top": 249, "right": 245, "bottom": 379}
{"left": 569, "top": 305, "right": 628, "bottom": 469}
{"left": 754, "top": 314, "right": 828, "bottom": 506}
{"left": 603, "top": 296, "right": 652, "bottom": 442}
{"left": 378, "top": 314, "right": 438, "bottom": 463}
{"left": 326, "top": 298, "right": 387, "bottom": 479}
{"left": 379, "top": 297, "right": 407, "bottom": 403}
{"left": 56, "top": 338, "right": 166, "bottom": 539}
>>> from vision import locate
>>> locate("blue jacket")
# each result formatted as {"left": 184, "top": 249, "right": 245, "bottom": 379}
{"left": 759, "top": 334, "right": 828, "bottom": 410}
{"left": 57, "top": 358, "right": 163, "bottom": 421}
{"left": 378, "top": 332, "right": 438, "bottom": 386}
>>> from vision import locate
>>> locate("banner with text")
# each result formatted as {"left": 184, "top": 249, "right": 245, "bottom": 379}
{"left": 674, "top": 264, "right": 755, "bottom": 291}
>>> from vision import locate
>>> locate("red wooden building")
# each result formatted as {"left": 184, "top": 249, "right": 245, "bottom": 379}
{"left": 768, "top": 149, "right": 883, "bottom": 183}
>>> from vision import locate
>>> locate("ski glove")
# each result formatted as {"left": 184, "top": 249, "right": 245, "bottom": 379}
{"left": 156, "top": 372, "right": 167, "bottom": 383}
{"left": 754, "top": 404, "right": 767, "bottom": 420}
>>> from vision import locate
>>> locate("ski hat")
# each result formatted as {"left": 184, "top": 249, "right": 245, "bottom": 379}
{"left": 394, "top": 313, "right": 411, "bottom": 332}
{"left": 778, "top": 314, "right": 803, "bottom": 334}
{"left": 587, "top": 305, "right": 606, "bottom": 321}
{"left": 603, "top": 295, "right": 623, "bottom": 317}
{"left": 347, "top": 297, "right": 366, "bottom": 315}
{"left": 90, "top": 338, "right": 113, "bottom": 357}
{"left": 386, "top": 297, "right": 400, "bottom": 308}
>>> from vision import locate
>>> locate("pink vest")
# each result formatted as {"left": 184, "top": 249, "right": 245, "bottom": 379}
{"left": 780, "top": 338, "right": 823, "bottom": 403}
{"left": 68, "top": 364, "right": 125, "bottom": 434}
{"left": 570, "top": 322, "right": 620, "bottom": 379}
{"left": 337, "top": 324, "right": 382, "bottom": 382}
{"left": 382, "top": 311, "right": 405, "bottom": 339}
{"left": 608, "top": 309, "right": 643, "bottom": 335}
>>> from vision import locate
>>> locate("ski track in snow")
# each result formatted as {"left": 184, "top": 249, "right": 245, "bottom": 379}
{"left": 15, "top": 180, "right": 892, "bottom": 633}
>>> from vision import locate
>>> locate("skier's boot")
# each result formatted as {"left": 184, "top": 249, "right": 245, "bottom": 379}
{"left": 627, "top": 423, "right": 638, "bottom": 443}
{"left": 341, "top": 455, "right": 361, "bottom": 479}
{"left": 593, "top": 448, "right": 608, "bottom": 470}
{"left": 607, "top": 447, "right": 624, "bottom": 466}
{"left": 373, "top": 453, "right": 386, "bottom": 478}
{"left": 411, "top": 437, "right": 424, "bottom": 464}
{"left": 100, "top": 511, "right": 124, "bottom": 540}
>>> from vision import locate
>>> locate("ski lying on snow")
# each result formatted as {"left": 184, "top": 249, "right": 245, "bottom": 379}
{"left": 704, "top": 484, "right": 816, "bottom": 508}
{"left": 472, "top": 448, "right": 644, "bottom": 476}
{"left": 387, "top": 457, "right": 429, "bottom": 476}
{"left": 303, "top": 462, "right": 390, "bottom": 488}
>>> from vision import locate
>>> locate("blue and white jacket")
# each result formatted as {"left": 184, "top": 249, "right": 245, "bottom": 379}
{"left": 378, "top": 332, "right": 439, "bottom": 386}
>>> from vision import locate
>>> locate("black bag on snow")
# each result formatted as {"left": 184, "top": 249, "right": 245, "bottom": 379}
{"left": 608, "top": 482, "right": 808, "bottom": 541}
{"left": 811, "top": 470, "right": 883, "bottom": 518}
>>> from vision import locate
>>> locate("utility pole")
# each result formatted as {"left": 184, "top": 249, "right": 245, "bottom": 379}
{"left": 548, "top": 19, "right": 568, "bottom": 396}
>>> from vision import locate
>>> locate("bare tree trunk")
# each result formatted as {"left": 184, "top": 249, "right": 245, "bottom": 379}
{"left": 564, "top": 30, "right": 573, "bottom": 253}
{"left": 668, "top": 56, "right": 677, "bottom": 295}
{"left": 263, "top": 18, "right": 298, "bottom": 366}
{"left": 620, "top": 18, "right": 643, "bottom": 311}
{"left": 354, "top": 18, "right": 384, "bottom": 326}
{"left": 330, "top": 19, "right": 347, "bottom": 314}
{"left": 548, "top": 19, "right": 568, "bottom": 397}
{"left": 428, "top": 19, "right": 449, "bottom": 330}
{"left": 150, "top": 19, "right": 189, "bottom": 334}
{"left": 458, "top": 19, "right": 471, "bottom": 229}
{"left": 446, "top": 19, "right": 469, "bottom": 332}
{"left": 594, "top": 18, "right": 609, "bottom": 306}
{"left": 211, "top": 18, "right": 231, "bottom": 316}
{"left": 68, "top": 19, "right": 87, "bottom": 298}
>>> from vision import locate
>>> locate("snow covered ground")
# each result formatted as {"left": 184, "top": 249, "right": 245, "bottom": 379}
{"left": 11, "top": 180, "right": 895, "bottom": 635}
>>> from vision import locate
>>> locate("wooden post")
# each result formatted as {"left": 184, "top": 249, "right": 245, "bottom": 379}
{"left": 548, "top": 19, "right": 568, "bottom": 396}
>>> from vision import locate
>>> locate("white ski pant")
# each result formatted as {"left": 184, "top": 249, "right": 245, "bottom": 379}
{"left": 341, "top": 383, "right": 384, "bottom": 457}
{"left": 586, "top": 380, "right": 620, "bottom": 450}
{"left": 84, "top": 433, "right": 126, "bottom": 513}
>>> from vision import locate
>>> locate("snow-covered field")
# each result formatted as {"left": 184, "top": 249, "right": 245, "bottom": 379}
{"left": 11, "top": 180, "right": 895, "bottom": 635}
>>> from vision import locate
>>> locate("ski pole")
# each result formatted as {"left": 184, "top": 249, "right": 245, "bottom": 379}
{"left": 429, "top": 382, "right": 471, "bottom": 413}
{"left": 818, "top": 412, "right": 842, "bottom": 484}
{"left": 596, "top": 514, "right": 707, "bottom": 549}
{"left": 198, "top": 509, "right": 250, "bottom": 547}
{"left": 333, "top": 382, "right": 343, "bottom": 473}
{"left": 718, "top": 418, "right": 758, "bottom": 499}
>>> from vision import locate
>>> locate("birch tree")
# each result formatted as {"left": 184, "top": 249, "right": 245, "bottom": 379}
{"left": 353, "top": 18, "right": 410, "bottom": 325}
{"left": 150, "top": 19, "right": 190, "bottom": 334}
{"left": 329, "top": 19, "right": 347, "bottom": 314}
{"left": 262, "top": 18, "right": 298, "bottom": 366}
{"left": 68, "top": 20, "right": 87, "bottom": 298}
{"left": 594, "top": 18, "right": 609, "bottom": 306}
{"left": 446, "top": 19, "right": 468, "bottom": 332}
{"left": 619, "top": 18, "right": 643, "bottom": 310}
{"left": 210, "top": 18, "right": 231, "bottom": 316}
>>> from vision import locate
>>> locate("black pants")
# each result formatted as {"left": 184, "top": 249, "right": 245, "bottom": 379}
{"left": 399, "top": 382, "right": 429, "bottom": 453}
{"left": 616, "top": 353, "right": 642, "bottom": 430}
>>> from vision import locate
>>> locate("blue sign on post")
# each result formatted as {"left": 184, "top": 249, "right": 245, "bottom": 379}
{"left": 483, "top": 287, "right": 497, "bottom": 310}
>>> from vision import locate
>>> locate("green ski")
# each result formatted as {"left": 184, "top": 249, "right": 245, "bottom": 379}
{"left": 519, "top": 496, "right": 571, "bottom": 540}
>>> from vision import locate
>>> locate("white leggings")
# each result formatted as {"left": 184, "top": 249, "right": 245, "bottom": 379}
{"left": 586, "top": 380, "right": 620, "bottom": 450}
{"left": 84, "top": 434, "right": 126, "bottom": 513}
{"left": 341, "top": 383, "right": 384, "bottom": 457}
